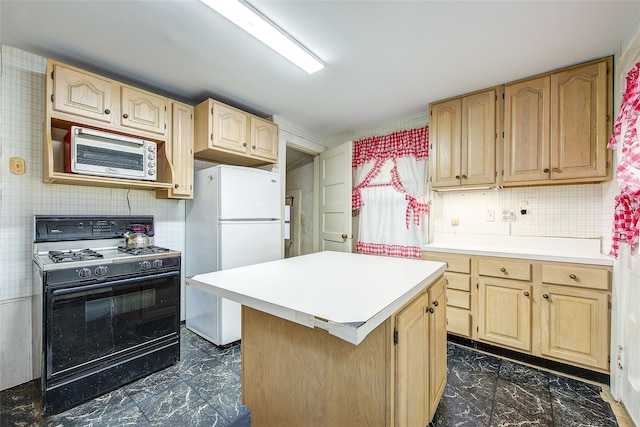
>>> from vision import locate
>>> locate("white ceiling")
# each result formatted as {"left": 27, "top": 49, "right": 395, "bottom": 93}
{"left": 2, "top": 1, "right": 639, "bottom": 137}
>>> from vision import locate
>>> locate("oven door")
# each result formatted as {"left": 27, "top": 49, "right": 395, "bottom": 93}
{"left": 45, "top": 270, "right": 180, "bottom": 382}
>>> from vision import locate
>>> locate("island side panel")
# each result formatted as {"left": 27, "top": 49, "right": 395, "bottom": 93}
{"left": 241, "top": 306, "right": 392, "bottom": 427}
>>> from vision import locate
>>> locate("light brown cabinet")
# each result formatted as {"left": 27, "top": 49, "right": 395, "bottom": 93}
{"left": 422, "top": 252, "right": 473, "bottom": 338}
{"left": 194, "top": 98, "right": 278, "bottom": 166}
{"left": 157, "top": 102, "right": 194, "bottom": 199}
{"left": 429, "top": 88, "right": 498, "bottom": 189}
{"left": 45, "top": 59, "right": 191, "bottom": 198}
{"left": 422, "top": 250, "right": 611, "bottom": 373}
{"left": 503, "top": 57, "right": 612, "bottom": 185}
{"left": 395, "top": 276, "right": 447, "bottom": 426}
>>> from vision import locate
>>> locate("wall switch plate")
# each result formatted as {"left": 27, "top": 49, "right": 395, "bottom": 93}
{"left": 10, "top": 157, "right": 25, "bottom": 175}
{"left": 486, "top": 210, "right": 495, "bottom": 222}
{"left": 501, "top": 209, "right": 516, "bottom": 222}
{"left": 451, "top": 218, "right": 460, "bottom": 225}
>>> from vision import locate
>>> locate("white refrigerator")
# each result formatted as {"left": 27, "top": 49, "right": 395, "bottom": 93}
{"left": 185, "top": 165, "right": 282, "bottom": 345}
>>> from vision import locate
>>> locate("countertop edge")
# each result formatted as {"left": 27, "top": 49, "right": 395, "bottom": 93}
{"left": 422, "top": 245, "right": 613, "bottom": 266}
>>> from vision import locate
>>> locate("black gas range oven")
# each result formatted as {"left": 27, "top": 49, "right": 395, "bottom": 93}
{"left": 32, "top": 216, "right": 181, "bottom": 416}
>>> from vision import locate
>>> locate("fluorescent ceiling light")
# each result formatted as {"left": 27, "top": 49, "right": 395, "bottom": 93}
{"left": 200, "top": 0, "right": 324, "bottom": 74}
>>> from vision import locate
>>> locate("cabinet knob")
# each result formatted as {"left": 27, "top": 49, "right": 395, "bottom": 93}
{"left": 500, "top": 267, "right": 506, "bottom": 273}
{"left": 569, "top": 273, "right": 577, "bottom": 280}
{"left": 524, "top": 291, "right": 530, "bottom": 297}
{"left": 455, "top": 175, "right": 461, "bottom": 180}
{"left": 252, "top": 145, "right": 256, "bottom": 149}
{"left": 427, "top": 307, "right": 435, "bottom": 314}
{"left": 543, "top": 168, "right": 550, "bottom": 173}
{"left": 461, "top": 174, "right": 467, "bottom": 179}
{"left": 174, "top": 184, "right": 179, "bottom": 188}
{"left": 104, "top": 109, "right": 111, "bottom": 114}
{"left": 552, "top": 167, "right": 559, "bottom": 173}
{"left": 243, "top": 143, "right": 247, "bottom": 147}
{"left": 543, "top": 294, "right": 549, "bottom": 299}
{"left": 122, "top": 113, "right": 129, "bottom": 119}
{"left": 433, "top": 300, "right": 439, "bottom": 307}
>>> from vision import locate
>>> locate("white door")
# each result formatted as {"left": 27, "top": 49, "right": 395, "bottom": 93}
{"left": 318, "top": 141, "right": 352, "bottom": 252}
{"left": 615, "top": 245, "right": 640, "bottom": 423}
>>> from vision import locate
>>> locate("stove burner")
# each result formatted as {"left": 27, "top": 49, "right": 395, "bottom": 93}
{"left": 118, "top": 246, "right": 171, "bottom": 256}
{"left": 48, "top": 249, "right": 104, "bottom": 263}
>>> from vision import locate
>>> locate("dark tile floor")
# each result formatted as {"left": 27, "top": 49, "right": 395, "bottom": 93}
{"left": 1, "top": 326, "right": 620, "bottom": 427}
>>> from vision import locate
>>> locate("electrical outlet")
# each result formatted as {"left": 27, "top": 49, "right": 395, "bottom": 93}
{"left": 501, "top": 209, "right": 516, "bottom": 222}
{"left": 451, "top": 218, "right": 460, "bottom": 225}
{"left": 486, "top": 210, "right": 495, "bottom": 222}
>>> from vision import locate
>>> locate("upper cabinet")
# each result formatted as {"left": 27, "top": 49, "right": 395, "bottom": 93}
{"left": 45, "top": 59, "right": 191, "bottom": 198}
{"left": 430, "top": 88, "right": 499, "bottom": 189}
{"left": 194, "top": 98, "right": 278, "bottom": 166}
{"left": 503, "top": 57, "right": 611, "bottom": 185}
{"left": 429, "top": 57, "right": 612, "bottom": 191}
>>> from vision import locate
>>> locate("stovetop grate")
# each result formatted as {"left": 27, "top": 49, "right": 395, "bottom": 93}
{"left": 117, "top": 246, "right": 171, "bottom": 256}
{"left": 48, "top": 249, "right": 104, "bottom": 263}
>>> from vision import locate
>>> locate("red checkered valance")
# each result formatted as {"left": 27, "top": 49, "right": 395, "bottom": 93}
{"left": 352, "top": 126, "right": 428, "bottom": 168}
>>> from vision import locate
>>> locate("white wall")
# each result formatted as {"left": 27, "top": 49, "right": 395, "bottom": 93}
{"left": 0, "top": 45, "right": 187, "bottom": 390}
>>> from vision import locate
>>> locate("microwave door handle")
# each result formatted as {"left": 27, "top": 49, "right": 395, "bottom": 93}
{"left": 77, "top": 128, "right": 146, "bottom": 146}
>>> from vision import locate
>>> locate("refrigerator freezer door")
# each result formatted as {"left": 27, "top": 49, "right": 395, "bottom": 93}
{"left": 218, "top": 166, "right": 281, "bottom": 220}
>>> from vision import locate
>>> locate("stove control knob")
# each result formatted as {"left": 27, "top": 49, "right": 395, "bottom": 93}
{"left": 78, "top": 267, "right": 92, "bottom": 278}
{"left": 95, "top": 265, "right": 109, "bottom": 276}
{"left": 153, "top": 259, "right": 163, "bottom": 269}
{"left": 140, "top": 260, "right": 152, "bottom": 270}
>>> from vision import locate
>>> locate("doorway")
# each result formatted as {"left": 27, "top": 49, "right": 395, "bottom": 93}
{"left": 285, "top": 145, "right": 315, "bottom": 257}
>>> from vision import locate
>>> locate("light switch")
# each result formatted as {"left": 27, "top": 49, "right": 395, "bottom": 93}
{"left": 10, "top": 157, "right": 26, "bottom": 175}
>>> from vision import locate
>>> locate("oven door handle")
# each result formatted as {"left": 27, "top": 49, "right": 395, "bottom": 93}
{"left": 51, "top": 271, "right": 180, "bottom": 297}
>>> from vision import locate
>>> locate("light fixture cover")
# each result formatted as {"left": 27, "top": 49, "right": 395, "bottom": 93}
{"left": 201, "top": 0, "right": 324, "bottom": 74}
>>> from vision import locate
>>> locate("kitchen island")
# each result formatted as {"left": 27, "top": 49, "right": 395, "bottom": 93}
{"left": 186, "top": 251, "right": 447, "bottom": 426}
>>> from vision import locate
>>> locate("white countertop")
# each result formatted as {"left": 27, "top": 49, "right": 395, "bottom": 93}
{"left": 185, "top": 251, "right": 446, "bottom": 345}
{"left": 423, "top": 233, "right": 613, "bottom": 266}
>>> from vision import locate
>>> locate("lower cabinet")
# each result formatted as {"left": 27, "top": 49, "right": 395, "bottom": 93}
{"left": 422, "top": 251, "right": 611, "bottom": 373}
{"left": 395, "top": 276, "right": 446, "bottom": 426}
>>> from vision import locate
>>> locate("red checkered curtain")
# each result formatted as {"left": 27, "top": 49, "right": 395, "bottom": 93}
{"left": 609, "top": 62, "right": 640, "bottom": 258}
{"left": 352, "top": 126, "right": 429, "bottom": 258}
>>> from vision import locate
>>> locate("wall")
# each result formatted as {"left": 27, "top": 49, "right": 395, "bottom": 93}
{"left": 0, "top": 45, "right": 187, "bottom": 390}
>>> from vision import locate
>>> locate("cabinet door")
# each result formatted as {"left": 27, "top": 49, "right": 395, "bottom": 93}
{"left": 52, "top": 63, "right": 114, "bottom": 123}
{"left": 478, "top": 278, "right": 532, "bottom": 351}
{"left": 250, "top": 117, "right": 278, "bottom": 162}
{"left": 461, "top": 90, "right": 496, "bottom": 186}
{"left": 211, "top": 103, "right": 248, "bottom": 154}
{"left": 169, "top": 102, "right": 194, "bottom": 198}
{"left": 430, "top": 99, "right": 462, "bottom": 187}
{"left": 395, "top": 291, "right": 428, "bottom": 427}
{"left": 550, "top": 60, "right": 609, "bottom": 180}
{"left": 503, "top": 76, "right": 551, "bottom": 183}
{"left": 540, "top": 285, "right": 609, "bottom": 370}
{"left": 120, "top": 86, "right": 167, "bottom": 135}
{"left": 428, "top": 277, "right": 447, "bottom": 420}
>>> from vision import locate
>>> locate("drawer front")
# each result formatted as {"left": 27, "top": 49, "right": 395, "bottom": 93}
{"left": 445, "top": 272, "right": 471, "bottom": 291}
{"left": 423, "top": 252, "right": 471, "bottom": 274}
{"left": 447, "top": 307, "right": 471, "bottom": 337}
{"left": 478, "top": 259, "right": 532, "bottom": 281}
{"left": 447, "top": 289, "right": 471, "bottom": 309}
{"left": 541, "top": 264, "right": 610, "bottom": 290}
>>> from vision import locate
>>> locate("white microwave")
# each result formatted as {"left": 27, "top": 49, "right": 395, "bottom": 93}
{"left": 64, "top": 126, "right": 157, "bottom": 181}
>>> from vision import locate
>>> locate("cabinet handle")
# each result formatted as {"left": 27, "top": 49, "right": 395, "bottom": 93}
{"left": 104, "top": 109, "right": 111, "bottom": 114}
{"left": 243, "top": 143, "right": 247, "bottom": 147}
{"left": 543, "top": 168, "right": 550, "bottom": 173}
{"left": 543, "top": 294, "right": 549, "bottom": 299}
{"left": 455, "top": 175, "right": 461, "bottom": 180}
{"left": 524, "top": 291, "right": 530, "bottom": 297}
{"left": 500, "top": 267, "right": 506, "bottom": 273}
{"left": 252, "top": 145, "right": 256, "bottom": 149}
{"left": 552, "top": 167, "right": 559, "bottom": 173}
{"left": 433, "top": 301, "right": 439, "bottom": 307}
{"left": 174, "top": 184, "right": 179, "bottom": 188}
{"left": 122, "top": 113, "right": 129, "bottom": 119}
{"left": 569, "top": 274, "right": 577, "bottom": 280}
{"left": 461, "top": 174, "right": 467, "bottom": 179}
{"left": 427, "top": 307, "right": 435, "bottom": 314}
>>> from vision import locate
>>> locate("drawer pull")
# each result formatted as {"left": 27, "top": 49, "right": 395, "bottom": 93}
{"left": 543, "top": 294, "right": 549, "bottom": 299}
{"left": 569, "top": 274, "right": 577, "bottom": 280}
{"left": 500, "top": 267, "right": 506, "bottom": 273}
{"left": 524, "top": 291, "right": 530, "bottom": 297}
